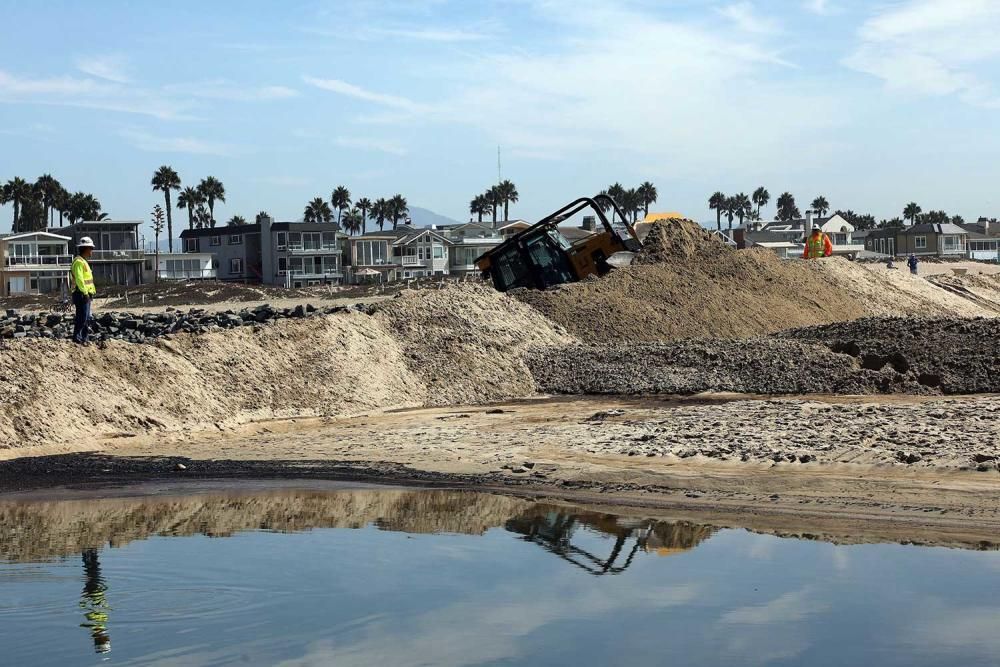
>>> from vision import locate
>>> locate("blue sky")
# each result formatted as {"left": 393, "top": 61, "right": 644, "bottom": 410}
{"left": 2, "top": 0, "right": 999, "bottom": 237}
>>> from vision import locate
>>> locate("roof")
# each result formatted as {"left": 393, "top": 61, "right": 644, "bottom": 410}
{"left": 268, "top": 221, "right": 343, "bottom": 233}
{"left": 497, "top": 220, "right": 531, "bottom": 231}
{"left": 960, "top": 222, "right": 1000, "bottom": 238}
{"left": 180, "top": 224, "right": 261, "bottom": 238}
{"left": 355, "top": 227, "right": 414, "bottom": 239}
{"left": 901, "top": 223, "right": 968, "bottom": 235}
{"left": 0, "top": 231, "right": 72, "bottom": 242}
{"left": 54, "top": 220, "right": 141, "bottom": 228}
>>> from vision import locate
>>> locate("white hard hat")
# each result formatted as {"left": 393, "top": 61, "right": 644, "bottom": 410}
{"left": 78, "top": 236, "right": 95, "bottom": 248}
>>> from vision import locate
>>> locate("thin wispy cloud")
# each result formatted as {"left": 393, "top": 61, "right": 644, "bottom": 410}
{"left": 165, "top": 80, "right": 299, "bottom": 101}
{"left": 334, "top": 136, "right": 408, "bottom": 156}
{"left": 75, "top": 54, "right": 131, "bottom": 83}
{"left": 717, "top": 2, "right": 781, "bottom": 35}
{"left": 302, "top": 76, "right": 427, "bottom": 112}
{"left": 120, "top": 129, "right": 241, "bottom": 156}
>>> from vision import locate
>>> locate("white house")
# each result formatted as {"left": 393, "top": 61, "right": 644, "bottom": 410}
{"left": 143, "top": 251, "right": 216, "bottom": 282}
{"left": 0, "top": 231, "right": 73, "bottom": 297}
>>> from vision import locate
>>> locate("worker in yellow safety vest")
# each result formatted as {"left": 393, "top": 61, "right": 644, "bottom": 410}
{"left": 802, "top": 228, "right": 833, "bottom": 259}
{"left": 71, "top": 237, "right": 97, "bottom": 345}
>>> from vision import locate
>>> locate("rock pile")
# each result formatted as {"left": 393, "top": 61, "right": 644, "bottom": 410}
{"left": 0, "top": 303, "right": 368, "bottom": 344}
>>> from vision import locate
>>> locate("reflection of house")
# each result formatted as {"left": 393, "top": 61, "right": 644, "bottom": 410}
{"left": 142, "top": 252, "right": 216, "bottom": 282}
{"left": 864, "top": 223, "right": 969, "bottom": 258}
{"left": 0, "top": 231, "right": 72, "bottom": 296}
{"left": 961, "top": 219, "right": 999, "bottom": 262}
{"left": 51, "top": 220, "right": 144, "bottom": 286}
{"left": 180, "top": 224, "right": 263, "bottom": 282}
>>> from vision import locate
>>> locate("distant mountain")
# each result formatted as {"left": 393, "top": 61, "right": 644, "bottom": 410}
{"left": 407, "top": 206, "right": 463, "bottom": 229}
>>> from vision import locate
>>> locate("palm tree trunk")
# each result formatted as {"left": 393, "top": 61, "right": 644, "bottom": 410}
{"left": 477, "top": 211, "right": 483, "bottom": 223}
{"left": 503, "top": 201, "right": 509, "bottom": 222}
{"left": 716, "top": 212, "right": 721, "bottom": 232}
{"left": 187, "top": 209, "right": 194, "bottom": 230}
{"left": 164, "top": 192, "right": 174, "bottom": 253}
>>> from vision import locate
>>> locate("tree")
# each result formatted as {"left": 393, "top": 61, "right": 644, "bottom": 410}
{"left": 194, "top": 205, "right": 212, "bottom": 229}
{"left": 342, "top": 208, "right": 364, "bottom": 235}
{"left": 151, "top": 166, "right": 181, "bottom": 253}
{"left": 836, "top": 210, "right": 877, "bottom": 231}
{"left": 2, "top": 177, "right": 32, "bottom": 231}
{"left": 732, "top": 192, "right": 752, "bottom": 228}
{"left": 356, "top": 198, "right": 372, "bottom": 234}
{"left": 920, "top": 210, "right": 949, "bottom": 225}
{"left": 776, "top": 192, "right": 800, "bottom": 221}
{"left": 197, "top": 176, "right": 226, "bottom": 227}
{"left": 470, "top": 195, "right": 489, "bottom": 223}
{"left": 54, "top": 185, "right": 70, "bottom": 227}
{"left": 373, "top": 198, "right": 389, "bottom": 231}
{"left": 389, "top": 194, "right": 409, "bottom": 229}
{"left": 17, "top": 192, "right": 45, "bottom": 233}
{"left": 303, "top": 197, "right": 333, "bottom": 224}
{"left": 708, "top": 191, "right": 726, "bottom": 231}
{"left": 903, "top": 202, "right": 922, "bottom": 225}
{"left": 811, "top": 195, "right": 830, "bottom": 217}
{"left": 637, "top": 181, "right": 658, "bottom": 217}
{"left": 951, "top": 215, "right": 965, "bottom": 226}
{"left": 496, "top": 180, "right": 519, "bottom": 222}
{"left": 66, "top": 192, "right": 102, "bottom": 225}
{"left": 330, "top": 186, "right": 351, "bottom": 224}
{"left": 622, "top": 188, "right": 642, "bottom": 222}
{"left": 226, "top": 215, "right": 247, "bottom": 227}
{"left": 151, "top": 205, "right": 165, "bottom": 282}
{"left": 485, "top": 187, "right": 501, "bottom": 225}
{"left": 723, "top": 196, "right": 737, "bottom": 230}
{"left": 35, "top": 174, "right": 61, "bottom": 228}
{"left": 256, "top": 211, "right": 271, "bottom": 224}
{"left": 607, "top": 183, "right": 626, "bottom": 221}
{"left": 752, "top": 186, "right": 770, "bottom": 218}
{"left": 176, "top": 186, "right": 204, "bottom": 231}
{"left": 881, "top": 217, "right": 904, "bottom": 229}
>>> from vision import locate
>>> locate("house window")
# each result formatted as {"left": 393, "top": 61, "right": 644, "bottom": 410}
{"left": 433, "top": 246, "right": 444, "bottom": 259}
{"left": 276, "top": 232, "right": 287, "bottom": 250}
{"left": 914, "top": 236, "right": 927, "bottom": 249}
{"left": 230, "top": 258, "right": 243, "bottom": 274}
{"left": 278, "top": 257, "right": 287, "bottom": 273}
{"left": 942, "top": 235, "right": 964, "bottom": 252}
{"left": 184, "top": 238, "right": 198, "bottom": 253}
{"left": 356, "top": 240, "right": 387, "bottom": 265}
{"left": 229, "top": 234, "right": 243, "bottom": 245}
{"left": 210, "top": 236, "right": 221, "bottom": 246}
{"left": 144, "top": 259, "right": 154, "bottom": 271}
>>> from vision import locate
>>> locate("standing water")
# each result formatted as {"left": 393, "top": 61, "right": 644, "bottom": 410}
{"left": 1, "top": 485, "right": 998, "bottom": 666}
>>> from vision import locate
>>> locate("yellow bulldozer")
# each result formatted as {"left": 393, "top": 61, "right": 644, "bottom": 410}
{"left": 475, "top": 195, "right": 641, "bottom": 292}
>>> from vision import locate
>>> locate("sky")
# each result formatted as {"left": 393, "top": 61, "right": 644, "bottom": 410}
{"left": 1, "top": 0, "right": 999, "bottom": 240}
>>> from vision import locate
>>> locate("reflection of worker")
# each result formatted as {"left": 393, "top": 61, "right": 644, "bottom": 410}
{"left": 80, "top": 549, "right": 111, "bottom": 654}
{"left": 71, "top": 237, "right": 97, "bottom": 345}
{"left": 908, "top": 253, "right": 919, "bottom": 275}
{"left": 802, "top": 228, "right": 833, "bottom": 259}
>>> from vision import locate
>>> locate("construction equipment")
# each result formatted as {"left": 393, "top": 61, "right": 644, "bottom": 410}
{"left": 476, "top": 195, "right": 641, "bottom": 292}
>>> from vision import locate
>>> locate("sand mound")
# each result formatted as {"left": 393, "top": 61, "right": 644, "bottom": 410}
{"left": 373, "top": 283, "right": 573, "bottom": 406}
{"left": 515, "top": 220, "right": 867, "bottom": 341}
{"left": 0, "top": 314, "right": 427, "bottom": 449}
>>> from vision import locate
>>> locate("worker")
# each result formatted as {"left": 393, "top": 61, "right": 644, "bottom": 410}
{"left": 71, "top": 237, "right": 97, "bottom": 345}
{"left": 908, "top": 253, "right": 919, "bottom": 275}
{"left": 802, "top": 228, "right": 833, "bottom": 259}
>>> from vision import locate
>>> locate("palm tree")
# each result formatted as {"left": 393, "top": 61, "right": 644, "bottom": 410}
{"left": 54, "top": 185, "right": 70, "bottom": 226}
{"left": 226, "top": 215, "right": 247, "bottom": 227}
{"left": 623, "top": 188, "right": 642, "bottom": 222}
{"left": 67, "top": 192, "right": 102, "bottom": 224}
{"left": 776, "top": 192, "right": 800, "bottom": 221}
{"left": 903, "top": 202, "right": 922, "bottom": 225}
{"left": 811, "top": 196, "right": 830, "bottom": 217}
{"left": 708, "top": 191, "right": 726, "bottom": 231}
{"left": 256, "top": 211, "right": 271, "bottom": 224}
{"left": 496, "top": 180, "right": 519, "bottom": 222}
{"left": 389, "top": 194, "right": 409, "bottom": 229}
{"left": 176, "top": 186, "right": 204, "bottom": 231}
{"left": 733, "top": 193, "right": 752, "bottom": 227}
{"left": 197, "top": 176, "right": 226, "bottom": 227}
{"left": 35, "top": 174, "right": 61, "bottom": 228}
{"left": 194, "top": 205, "right": 212, "bottom": 229}
{"left": 723, "top": 196, "right": 738, "bottom": 230}
{"left": 637, "top": 181, "right": 658, "bottom": 218}
{"left": 752, "top": 187, "right": 769, "bottom": 218}
{"left": 330, "top": 186, "right": 351, "bottom": 224}
{"left": 151, "top": 166, "right": 181, "bottom": 252}
{"left": 470, "top": 195, "right": 489, "bottom": 223}
{"left": 303, "top": 197, "right": 333, "bottom": 224}
{"left": 373, "top": 198, "right": 389, "bottom": 231}
{"left": 607, "top": 183, "right": 626, "bottom": 221}
{"left": 342, "top": 208, "right": 364, "bottom": 235}
{"left": 355, "top": 197, "right": 372, "bottom": 234}
{"left": 3, "top": 177, "right": 32, "bottom": 230}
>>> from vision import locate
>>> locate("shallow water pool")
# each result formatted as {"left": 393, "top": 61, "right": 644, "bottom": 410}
{"left": 1, "top": 485, "right": 998, "bottom": 666}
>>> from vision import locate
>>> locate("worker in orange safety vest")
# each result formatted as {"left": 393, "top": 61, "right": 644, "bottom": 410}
{"left": 802, "top": 228, "right": 833, "bottom": 259}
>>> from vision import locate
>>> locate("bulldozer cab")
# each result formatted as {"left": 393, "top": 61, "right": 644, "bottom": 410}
{"left": 476, "top": 196, "right": 640, "bottom": 292}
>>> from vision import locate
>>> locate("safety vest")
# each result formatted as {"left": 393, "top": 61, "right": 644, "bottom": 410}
{"left": 806, "top": 234, "right": 826, "bottom": 259}
{"left": 72, "top": 256, "right": 96, "bottom": 295}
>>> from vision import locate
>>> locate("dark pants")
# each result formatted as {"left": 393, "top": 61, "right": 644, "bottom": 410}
{"left": 73, "top": 292, "right": 91, "bottom": 344}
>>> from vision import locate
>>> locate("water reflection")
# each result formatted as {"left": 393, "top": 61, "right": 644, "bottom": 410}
{"left": 79, "top": 549, "right": 111, "bottom": 654}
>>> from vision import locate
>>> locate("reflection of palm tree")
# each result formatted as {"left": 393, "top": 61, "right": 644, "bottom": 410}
{"left": 80, "top": 549, "right": 111, "bottom": 654}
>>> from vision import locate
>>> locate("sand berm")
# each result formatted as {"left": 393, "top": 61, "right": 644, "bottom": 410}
{"left": 1, "top": 220, "right": 997, "bottom": 450}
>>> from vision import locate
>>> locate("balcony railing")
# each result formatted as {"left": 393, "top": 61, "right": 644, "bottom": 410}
{"left": 89, "top": 249, "right": 144, "bottom": 261}
{"left": 4, "top": 255, "right": 73, "bottom": 267}
{"left": 156, "top": 269, "right": 217, "bottom": 280}
{"left": 279, "top": 268, "right": 343, "bottom": 277}
{"left": 282, "top": 244, "right": 341, "bottom": 254}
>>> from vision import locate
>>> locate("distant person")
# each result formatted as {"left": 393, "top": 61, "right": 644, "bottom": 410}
{"left": 71, "top": 237, "right": 97, "bottom": 345}
{"left": 908, "top": 253, "right": 919, "bottom": 275}
{"left": 802, "top": 228, "right": 833, "bottom": 259}
{"left": 886, "top": 256, "right": 896, "bottom": 269}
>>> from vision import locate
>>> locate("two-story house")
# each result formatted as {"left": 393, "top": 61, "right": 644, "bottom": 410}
{"left": 348, "top": 226, "right": 453, "bottom": 283}
{"left": 960, "top": 219, "right": 999, "bottom": 262}
{"left": 0, "top": 231, "right": 73, "bottom": 296}
{"left": 52, "top": 220, "right": 144, "bottom": 286}
{"left": 754, "top": 214, "right": 865, "bottom": 258}
{"left": 260, "top": 218, "right": 343, "bottom": 287}
{"left": 864, "top": 223, "right": 969, "bottom": 258}
{"left": 180, "top": 224, "right": 262, "bottom": 282}
{"left": 441, "top": 222, "right": 503, "bottom": 275}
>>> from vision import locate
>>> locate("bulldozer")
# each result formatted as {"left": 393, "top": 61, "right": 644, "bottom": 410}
{"left": 475, "top": 195, "right": 641, "bottom": 292}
